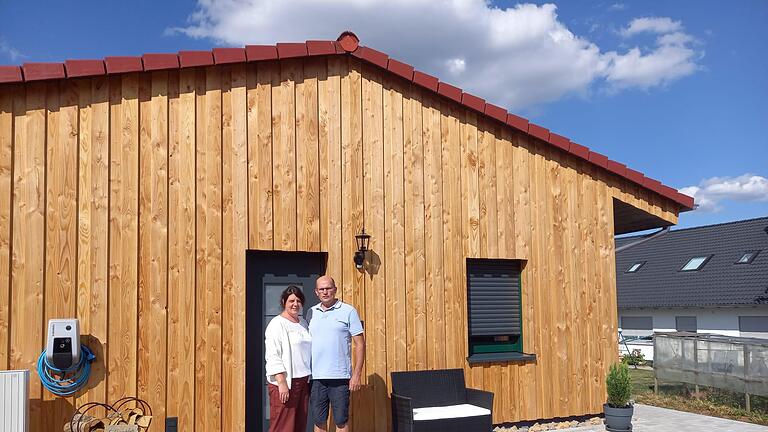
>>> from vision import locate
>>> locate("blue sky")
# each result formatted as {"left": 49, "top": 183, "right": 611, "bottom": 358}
{"left": 1, "top": 0, "right": 766, "bottom": 230}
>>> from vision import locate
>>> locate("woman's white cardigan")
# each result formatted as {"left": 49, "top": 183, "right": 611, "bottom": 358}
{"left": 264, "top": 315, "right": 309, "bottom": 389}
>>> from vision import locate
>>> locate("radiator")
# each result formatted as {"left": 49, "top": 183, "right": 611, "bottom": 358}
{"left": 0, "top": 370, "right": 29, "bottom": 432}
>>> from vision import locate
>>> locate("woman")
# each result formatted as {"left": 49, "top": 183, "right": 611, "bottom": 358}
{"left": 265, "top": 286, "right": 312, "bottom": 432}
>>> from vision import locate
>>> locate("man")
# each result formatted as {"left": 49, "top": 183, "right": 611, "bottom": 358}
{"left": 307, "top": 275, "right": 366, "bottom": 432}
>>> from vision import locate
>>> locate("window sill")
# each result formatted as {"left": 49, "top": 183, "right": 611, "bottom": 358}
{"left": 467, "top": 352, "right": 537, "bottom": 365}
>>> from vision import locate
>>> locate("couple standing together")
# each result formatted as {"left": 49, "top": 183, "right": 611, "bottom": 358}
{"left": 265, "top": 276, "right": 366, "bottom": 432}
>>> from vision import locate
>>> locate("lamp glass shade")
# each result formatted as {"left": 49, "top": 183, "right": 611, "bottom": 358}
{"left": 355, "top": 229, "right": 371, "bottom": 251}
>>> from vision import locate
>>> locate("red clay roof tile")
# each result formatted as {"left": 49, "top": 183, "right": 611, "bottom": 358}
{"left": 506, "top": 113, "right": 528, "bottom": 133}
{"left": 142, "top": 54, "right": 179, "bottom": 71}
{"left": 413, "top": 71, "right": 438, "bottom": 92}
{"left": 438, "top": 82, "right": 462, "bottom": 103}
{"left": 588, "top": 151, "right": 609, "bottom": 168}
{"left": 306, "top": 40, "right": 337, "bottom": 56}
{"left": 386, "top": 59, "right": 414, "bottom": 81}
{"left": 23, "top": 63, "right": 66, "bottom": 81}
{"left": 484, "top": 103, "right": 507, "bottom": 123}
{"left": 528, "top": 123, "right": 550, "bottom": 142}
{"left": 337, "top": 31, "right": 360, "bottom": 52}
{"left": 0, "top": 66, "right": 23, "bottom": 83}
{"left": 355, "top": 46, "right": 388, "bottom": 69}
{"left": 64, "top": 60, "right": 105, "bottom": 78}
{"left": 607, "top": 160, "right": 627, "bottom": 177}
{"left": 461, "top": 93, "right": 485, "bottom": 112}
{"left": 213, "top": 48, "right": 246, "bottom": 64}
{"left": 179, "top": 51, "right": 214, "bottom": 68}
{"left": 105, "top": 56, "right": 143, "bottom": 74}
{"left": 277, "top": 43, "right": 308, "bottom": 59}
{"left": 246, "top": 45, "right": 278, "bottom": 61}
{"left": 625, "top": 168, "right": 644, "bottom": 185}
{"left": 549, "top": 133, "right": 570, "bottom": 151}
{"left": 568, "top": 142, "right": 589, "bottom": 160}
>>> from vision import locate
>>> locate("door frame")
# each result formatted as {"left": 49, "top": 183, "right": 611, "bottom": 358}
{"left": 245, "top": 250, "right": 328, "bottom": 432}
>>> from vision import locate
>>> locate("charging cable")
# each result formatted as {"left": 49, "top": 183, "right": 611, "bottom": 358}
{"left": 37, "top": 345, "right": 96, "bottom": 396}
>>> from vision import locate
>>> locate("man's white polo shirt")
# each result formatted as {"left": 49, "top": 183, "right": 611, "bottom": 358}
{"left": 307, "top": 300, "right": 364, "bottom": 379}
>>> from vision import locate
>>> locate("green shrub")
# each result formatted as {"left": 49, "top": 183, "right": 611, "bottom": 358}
{"left": 607, "top": 362, "right": 632, "bottom": 408}
{"left": 621, "top": 349, "right": 645, "bottom": 366}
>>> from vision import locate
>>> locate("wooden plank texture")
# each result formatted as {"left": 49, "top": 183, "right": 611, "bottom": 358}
{"left": 138, "top": 72, "right": 169, "bottom": 431}
{"left": 222, "top": 63, "right": 247, "bottom": 432}
{"left": 167, "top": 68, "right": 196, "bottom": 432}
{"left": 0, "top": 84, "right": 13, "bottom": 370}
{"left": 75, "top": 76, "right": 109, "bottom": 413}
{"left": 108, "top": 73, "right": 139, "bottom": 403}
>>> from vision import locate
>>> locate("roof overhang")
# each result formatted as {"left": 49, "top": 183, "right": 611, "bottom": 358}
{"left": 614, "top": 198, "right": 674, "bottom": 235}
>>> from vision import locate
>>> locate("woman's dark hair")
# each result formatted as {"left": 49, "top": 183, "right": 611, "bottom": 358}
{"left": 280, "top": 285, "right": 305, "bottom": 307}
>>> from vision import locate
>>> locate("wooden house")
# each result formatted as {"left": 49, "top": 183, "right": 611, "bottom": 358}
{"left": 0, "top": 32, "right": 694, "bottom": 431}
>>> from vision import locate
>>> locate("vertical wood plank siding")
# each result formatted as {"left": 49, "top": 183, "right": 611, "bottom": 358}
{"left": 0, "top": 58, "right": 679, "bottom": 430}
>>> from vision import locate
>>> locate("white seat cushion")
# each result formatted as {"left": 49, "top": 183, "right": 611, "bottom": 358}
{"left": 412, "top": 404, "right": 491, "bottom": 421}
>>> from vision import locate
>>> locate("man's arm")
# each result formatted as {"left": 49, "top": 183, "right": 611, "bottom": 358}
{"left": 349, "top": 333, "right": 366, "bottom": 391}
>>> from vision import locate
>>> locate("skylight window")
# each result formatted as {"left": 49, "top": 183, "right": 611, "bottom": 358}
{"left": 681, "top": 255, "right": 712, "bottom": 271}
{"left": 626, "top": 261, "right": 645, "bottom": 273}
{"left": 736, "top": 251, "right": 760, "bottom": 264}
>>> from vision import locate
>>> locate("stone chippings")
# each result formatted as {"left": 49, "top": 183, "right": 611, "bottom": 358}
{"left": 494, "top": 417, "right": 603, "bottom": 432}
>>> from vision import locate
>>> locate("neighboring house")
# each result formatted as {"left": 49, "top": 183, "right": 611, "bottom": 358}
{"left": 616, "top": 217, "right": 768, "bottom": 360}
{"left": 0, "top": 32, "right": 693, "bottom": 429}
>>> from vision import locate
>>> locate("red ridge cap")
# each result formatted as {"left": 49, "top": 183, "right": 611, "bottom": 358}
{"left": 306, "top": 40, "right": 336, "bottom": 56}
{"left": 64, "top": 60, "right": 105, "bottom": 78}
{"left": 105, "top": 56, "right": 143, "bottom": 74}
{"left": 413, "top": 71, "right": 438, "bottom": 92}
{"left": 438, "top": 82, "right": 462, "bottom": 103}
{"left": 213, "top": 48, "right": 246, "bottom": 64}
{"left": 461, "top": 93, "right": 485, "bottom": 112}
{"left": 588, "top": 151, "right": 608, "bottom": 168}
{"left": 642, "top": 177, "right": 664, "bottom": 195}
{"left": 23, "top": 62, "right": 65, "bottom": 81}
{"left": 568, "top": 142, "right": 589, "bottom": 160}
{"left": 337, "top": 31, "right": 360, "bottom": 52}
{"left": 549, "top": 133, "right": 570, "bottom": 151}
{"left": 506, "top": 113, "right": 529, "bottom": 133}
{"left": 142, "top": 54, "right": 179, "bottom": 71}
{"left": 0, "top": 66, "right": 23, "bottom": 83}
{"left": 606, "top": 160, "right": 627, "bottom": 177}
{"left": 625, "top": 168, "right": 644, "bottom": 185}
{"left": 277, "top": 43, "right": 308, "bottom": 59}
{"left": 354, "top": 46, "right": 388, "bottom": 69}
{"left": 386, "top": 59, "right": 414, "bottom": 81}
{"left": 179, "top": 51, "right": 213, "bottom": 68}
{"left": 659, "top": 184, "right": 679, "bottom": 200}
{"left": 484, "top": 103, "right": 507, "bottom": 123}
{"left": 675, "top": 192, "right": 695, "bottom": 209}
{"left": 528, "top": 123, "right": 550, "bottom": 142}
{"left": 246, "top": 45, "right": 278, "bottom": 62}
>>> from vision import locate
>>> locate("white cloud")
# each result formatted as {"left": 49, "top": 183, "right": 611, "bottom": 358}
{"left": 0, "top": 38, "right": 23, "bottom": 62}
{"left": 620, "top": 17, "right": 682, "bottom": 37}
{"left": 172, "top": 1, "right": 701, "bottom": 109}
{"left": 610, "top": 4, "right": 626, "bottom": 11}
{"left": 680, "top": 174, "right": 768, "bottom": 213}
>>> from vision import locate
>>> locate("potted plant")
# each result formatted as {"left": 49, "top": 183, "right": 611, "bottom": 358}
{"left": 604, "top": 362, "right": 633, "bottom": 431}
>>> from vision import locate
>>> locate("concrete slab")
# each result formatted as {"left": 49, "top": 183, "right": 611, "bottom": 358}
{"left": 557, "top": 404, "right": 768, "bottom": 432}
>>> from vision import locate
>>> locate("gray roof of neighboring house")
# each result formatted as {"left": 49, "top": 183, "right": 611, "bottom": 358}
{"left": 615, "top": 217, "right": 768, "bottom": 309}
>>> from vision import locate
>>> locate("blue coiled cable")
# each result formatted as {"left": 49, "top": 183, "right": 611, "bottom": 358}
{"left": 37, "top": 345, "right": 96, "bottom": 396}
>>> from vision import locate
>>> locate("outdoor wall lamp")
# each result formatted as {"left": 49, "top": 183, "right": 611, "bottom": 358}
{"left": 354, "top": 228, "right": 371, "bottom": 269}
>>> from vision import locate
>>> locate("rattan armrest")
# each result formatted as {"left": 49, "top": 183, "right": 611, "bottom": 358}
{"left": 466, "top": 387, "right": 494, "bottom": 410}
{"left": 391, "top": 393, "right": 414, "bottom": 431}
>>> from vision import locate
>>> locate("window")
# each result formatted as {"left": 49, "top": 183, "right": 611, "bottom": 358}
{"left": 621, "top": 316, "right": 653, "bottom": 339}
{"left": 736, "top": 250, "right": 760, "bottom": 264}
{"left": 739, "top": 316, "right": 768, "bottom": 339}
{"left": 626, "top": 261, "right": 646, "bottom": 273}
{"left": 466, "top": 258, "right": 534, "bottom": 364}
{"left": 675, "top": 316, "right": 697, "bottom": 333}
{"left": 680, "top": 255, "right": 713, "bottom": 271}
